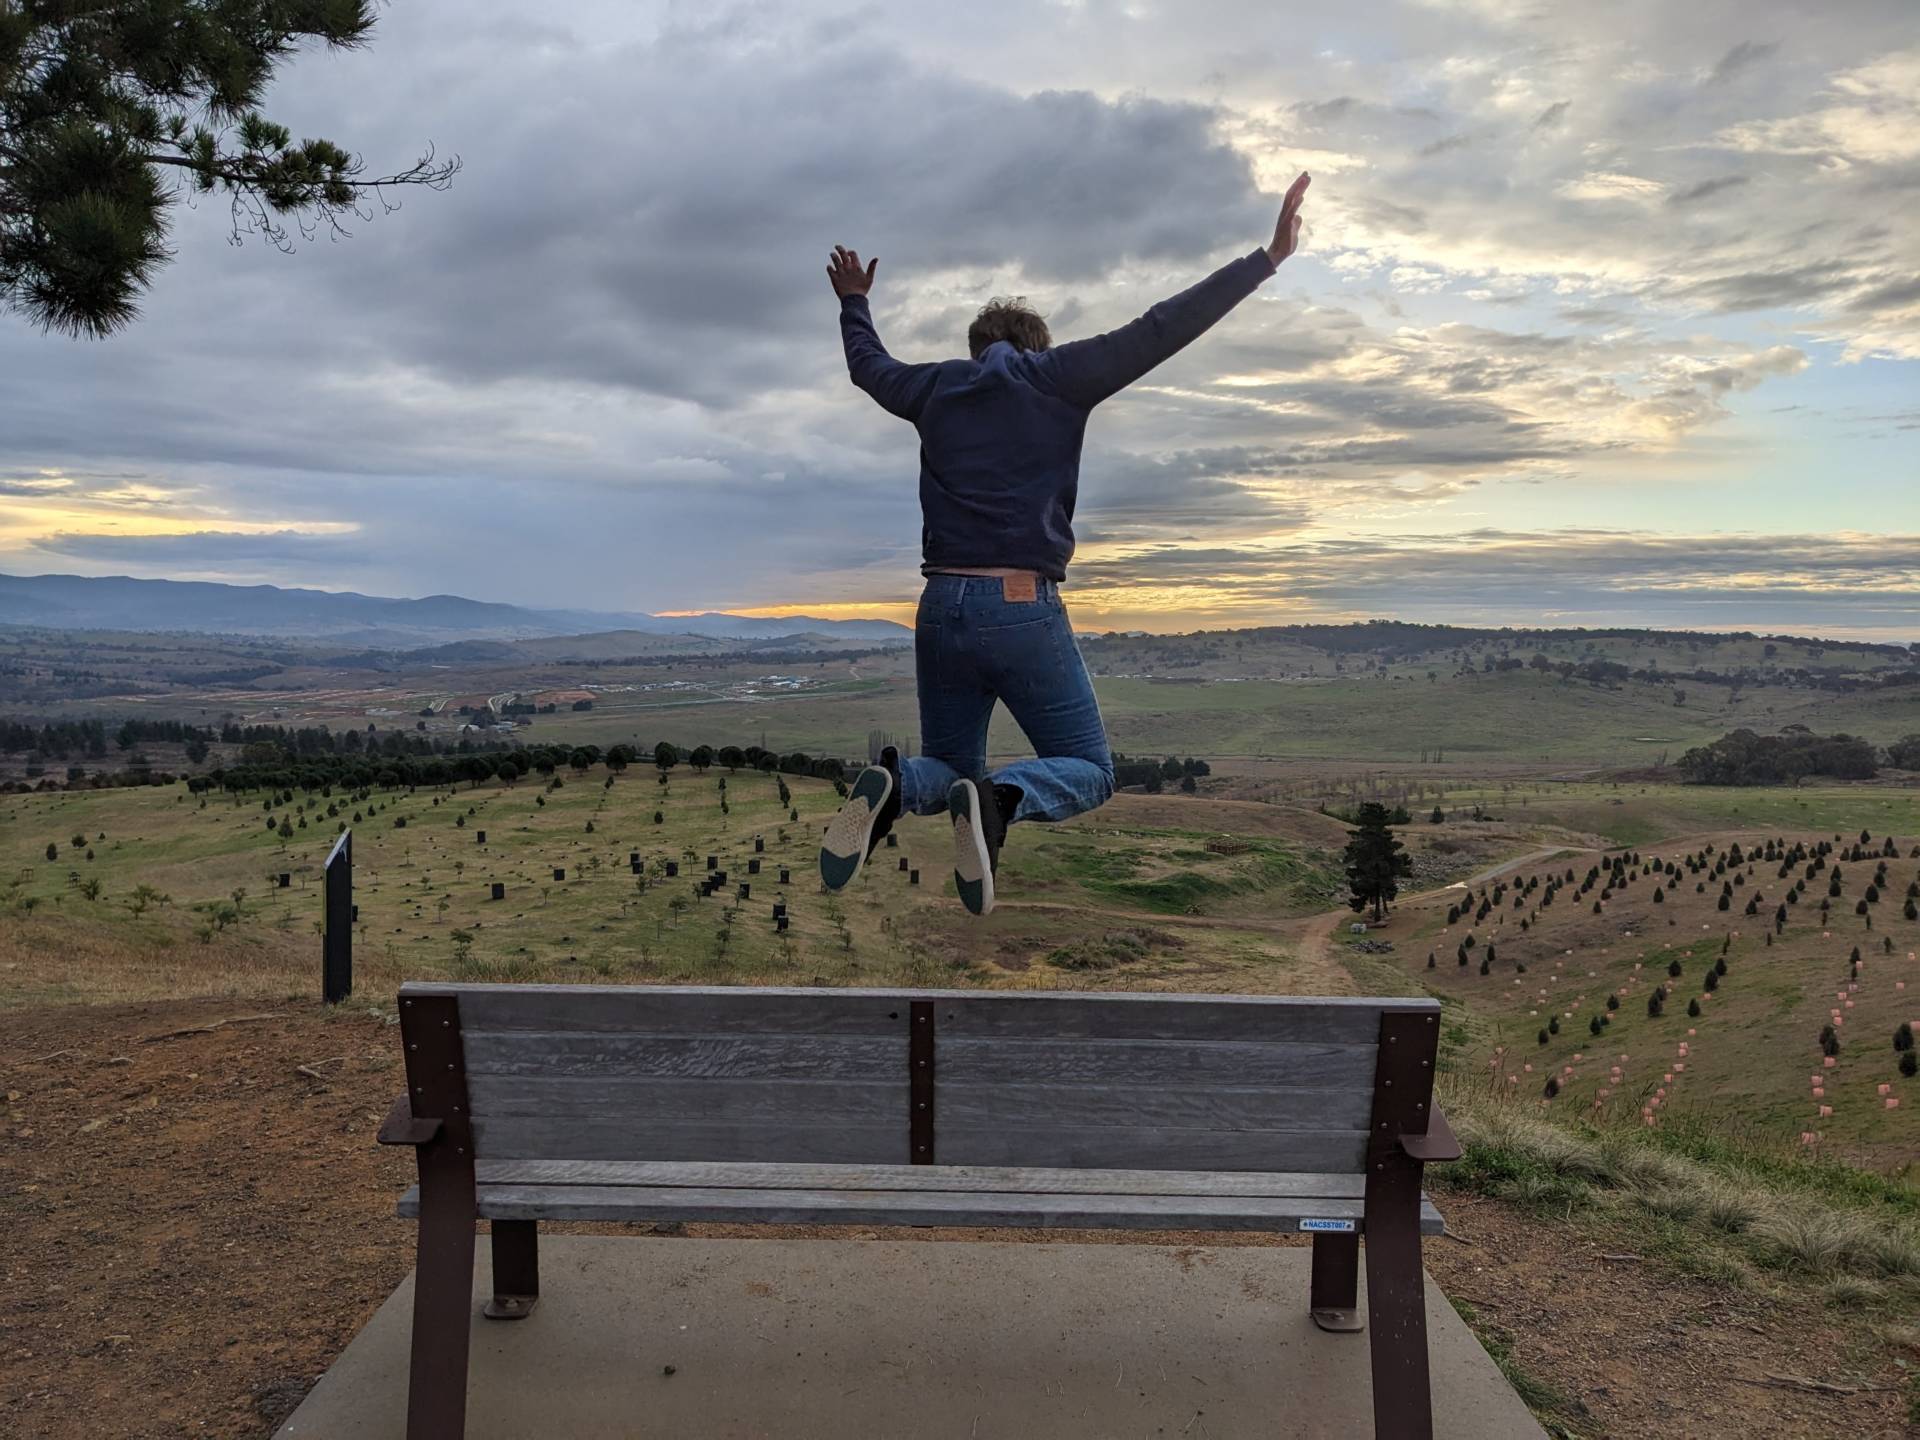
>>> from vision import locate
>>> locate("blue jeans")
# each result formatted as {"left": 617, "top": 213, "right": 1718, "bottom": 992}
{"left": 897, "top": 575, "right": 1116, "bottom": 825}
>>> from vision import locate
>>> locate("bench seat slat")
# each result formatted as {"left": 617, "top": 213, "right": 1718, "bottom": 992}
{"left": 934, "top": 996, "right": 1390, "bottom": 1044}
{"left": 454, "top": 988, "right": 908, "bottom": 1036}
{"left": 472, "top": 1118, "right": 909, "bottom": 1165}
{"left": 461, "top": 1032, "right": 904, "bottom": 1080}
{"left": 468, "top": 1118, "right": 1365, "bottom": 1172}
{"left": 466, "top": 1078, "right": 1373, "bottom": 1132}
{"left": 468, "top": 1160, "right": 1370, "bottom": 1197}
{"left": 466, "top": 1076, "right": 903, "bottom": 1125}
{"left": 403, "top": 980, "right": 1438, "bottom": 1020}
{"left": 937, "top": 1125, "right": 1366, "bottom": 1173}
{"left": 395, "top": 1181, "right": 1445, "bottom": 1235}
{"left": 945, "top": 1083, "right": 1372, "bottom": 1131}
{"left": 940, "top": 1038, "right": 1375, "bottom": 1087}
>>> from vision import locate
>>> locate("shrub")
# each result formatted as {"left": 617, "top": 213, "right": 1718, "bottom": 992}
{"left": 1901, "top": 1051, "right": 1918, "bottom": 1079}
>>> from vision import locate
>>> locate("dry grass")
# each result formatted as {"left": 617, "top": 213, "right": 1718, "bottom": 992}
{"left": 0, "top": 908, "right": 409, "bottom": 1011}
{"left": 1442, "top": 1081, "right": 1920, "bottom": 1294}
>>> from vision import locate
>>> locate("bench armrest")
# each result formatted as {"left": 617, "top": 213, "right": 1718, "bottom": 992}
{"left": 1399, "top": 1103, "right": 1462, "bottom": 1163}
{"left": 377, "top": 1094, "right": 444, "bottom": 1147}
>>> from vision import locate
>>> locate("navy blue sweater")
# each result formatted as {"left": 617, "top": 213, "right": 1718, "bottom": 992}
{"left": 840, "top": 248, "right": 1278, "bottom": 580}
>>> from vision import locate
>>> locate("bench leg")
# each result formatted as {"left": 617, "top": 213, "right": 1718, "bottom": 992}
{"left": 1364, "top": 1205, "right": 1433, "bottom": 1440}
{"left": 485, "top": 1220, "right": 540, "bottom": 1320}
{"left": 407, "top": 1198, "right": 476, "bottom": 1440}
{"left": 1309, "top": 1232, "right": 1363, "bottom": 1332}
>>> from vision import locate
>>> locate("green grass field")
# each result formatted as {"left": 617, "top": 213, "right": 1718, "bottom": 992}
{"left": 1422, "top": 781, "right": 1920, "bottom": 848}
{"left": 499, "top": 665, "right": 1919, "bottom": 769}
{"left": 6, "top": 761, "right": 1918, "bottom": 1174}
{"left": 0, "top": 769, "right": 1361, "bottom": 1010}
{"left": 1368, "top": 831, "right": 1920, "bottom": 1170}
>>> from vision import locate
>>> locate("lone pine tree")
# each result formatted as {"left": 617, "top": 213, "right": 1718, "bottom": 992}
{"left": 0, "top": 1, "right": 458, "bottom": 337}
{"left": 1343, "top": 802, "right": 1411, "bottom": 923}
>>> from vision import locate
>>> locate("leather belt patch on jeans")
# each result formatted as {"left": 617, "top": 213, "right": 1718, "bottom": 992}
{"left": 1001, "top": 574, "right": 1038, "bottom": 603}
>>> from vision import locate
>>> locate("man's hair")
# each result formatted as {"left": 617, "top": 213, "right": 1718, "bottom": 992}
{"left": 968, "top": 297, "right": 1051, "bottom": 359}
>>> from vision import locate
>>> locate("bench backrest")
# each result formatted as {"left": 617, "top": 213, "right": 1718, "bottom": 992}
{"left": 402, "top": 982, "right": 1441, "bottom": 1175}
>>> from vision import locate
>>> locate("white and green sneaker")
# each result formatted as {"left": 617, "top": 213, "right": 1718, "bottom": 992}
{"left": 948, "top": 778, "right": 1013, "bottom": 917}
{"left": 819, "top": 749, "right": 900, "bottom": 892}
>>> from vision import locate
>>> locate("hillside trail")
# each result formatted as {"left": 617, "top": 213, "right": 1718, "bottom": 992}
{"left": 1399, "top": 845, "right": 1593, "bottom": 909}
{"left": 997, "top": 843, "right": 1593, "bottom": 952}
{"left": 991, "top": 897, "right": 1315, "bottom": 941}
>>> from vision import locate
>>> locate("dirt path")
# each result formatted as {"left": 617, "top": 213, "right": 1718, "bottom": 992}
{"left": 991, "top": 897, "right": 1315, "bottom": 940}
{"left": 1402, "top": 845, "right": 1595, "bottom": 907}
{"left": 3, "top": 997, "right": 1911, "bottom": 1438}
{"left": 996, "top": 840, "right": 1591, "bottom": 949}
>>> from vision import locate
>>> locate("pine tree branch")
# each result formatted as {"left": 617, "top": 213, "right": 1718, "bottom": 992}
{"left": 137, "top": 148, "right": 460, "bottom": 193}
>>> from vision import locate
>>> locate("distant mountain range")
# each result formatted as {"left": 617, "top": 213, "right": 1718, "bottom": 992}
{"left": 0, "top": 572, "right": 910, "bottom": 647}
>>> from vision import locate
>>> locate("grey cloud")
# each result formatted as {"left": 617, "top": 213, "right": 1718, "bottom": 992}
{"left": 1556, "top": 306, "right": 1637, "bottom": 326}
{"left": 1, "top": 0, "right": 1913, "bottom": 624}
{"left": 1672, "top": 261, "right": 1859, "bottom": 313}
{"left": 1709, "top": 40, "right": 1779, "bottom": 84}
{"left": 1344, "top": 196, "right": 1429, "bottom": 235}
{"left": 1291, "top": 96, "right": 1360, "bottom": 124}
{"left": 37, "top": 529, "right": 364, "bottom": 568}
{"left": 1845, "top": 275, "right": 1920, "bottom": 313}
{"left": 273, "top": 40, "right": 1270, "bottom": 410}
{"left": 1066, "top": 532, "right": 1920, "bottom": 636}
{"left": 1667, "top": 175, "right": 1750, "bottom": 205}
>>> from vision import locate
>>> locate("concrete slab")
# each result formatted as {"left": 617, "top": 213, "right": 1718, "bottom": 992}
{"left": 279, "top": 1237, "right": 1542, "bottom": 1439}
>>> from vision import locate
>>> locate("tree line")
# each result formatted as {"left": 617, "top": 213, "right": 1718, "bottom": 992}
{"left": 1675, "top": 728, "right": 1920, "bottom": 785}
{"left": 1111, "top": 753, "right": 1211, "bottom": 794}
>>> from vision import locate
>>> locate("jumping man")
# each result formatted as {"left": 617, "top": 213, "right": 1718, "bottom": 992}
{"left": 819, "top": 172, "right": 1312, "bottom": 916}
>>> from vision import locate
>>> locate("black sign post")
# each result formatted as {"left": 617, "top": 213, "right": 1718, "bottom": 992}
{"left": 323, "top": 830, "right": 353, "bottom": 1004}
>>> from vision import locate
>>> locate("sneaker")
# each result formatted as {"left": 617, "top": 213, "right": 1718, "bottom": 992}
{"left": 819, "top": 747, "right": 900, "bottom": 891}
{"left": 948, "top": 779, "right": 1016, "bottom": 916}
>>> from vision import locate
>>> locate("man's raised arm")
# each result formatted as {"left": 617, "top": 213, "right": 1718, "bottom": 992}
{"left": 830, "top": 244, "right": 940, "bottom": 423}
{"left": 1033, "top": 172, "right": 1310, "bottom": 410}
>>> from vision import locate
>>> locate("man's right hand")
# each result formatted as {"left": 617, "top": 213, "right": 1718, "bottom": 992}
{"left": 828, "top": 245, "right": 879, "bottom": 299}
{"left": 1266, "top": 172, "right": 1310, "bottom": 266}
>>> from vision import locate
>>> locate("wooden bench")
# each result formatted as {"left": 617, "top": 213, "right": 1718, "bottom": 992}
{"left": 378, "top": 982, "right": 1461, "bottom": 1439}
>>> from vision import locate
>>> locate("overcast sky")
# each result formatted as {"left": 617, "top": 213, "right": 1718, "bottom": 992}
{"left": 3, "top": 0, "right": 1917, "bottom": 638}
